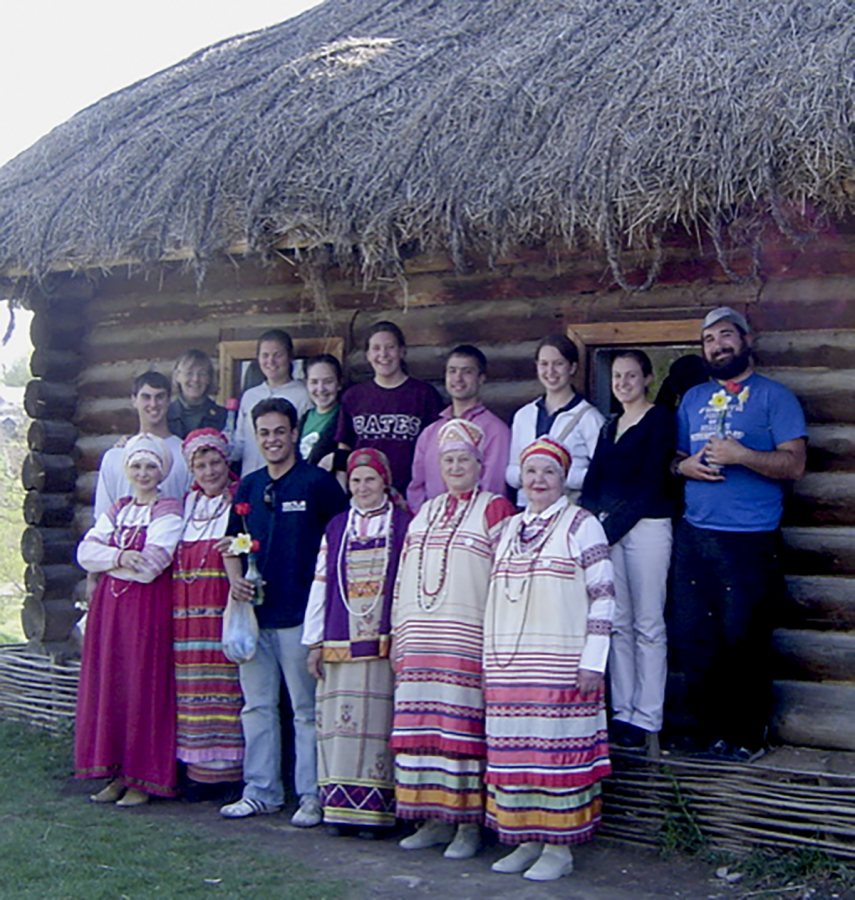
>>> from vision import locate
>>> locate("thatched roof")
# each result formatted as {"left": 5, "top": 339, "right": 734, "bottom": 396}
{"left": 0, "top": 0, "right": 852, "bottom": 283}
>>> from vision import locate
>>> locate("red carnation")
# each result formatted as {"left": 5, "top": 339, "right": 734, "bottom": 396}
{"left": 250, "top": 539, "right": 261, "bottom": 553}
{"left": 724, "top": 380, "right": 742, "bottom": 394}
{"left": 234, "top": 502, "right": 251, "bottom": 516}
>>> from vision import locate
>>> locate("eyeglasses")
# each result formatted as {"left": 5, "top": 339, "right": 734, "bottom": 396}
{"left": 263, "top": 482, "right": 275, "bottom": 510}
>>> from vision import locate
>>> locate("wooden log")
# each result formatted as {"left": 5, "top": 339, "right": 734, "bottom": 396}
{"left": 73, "top": 504, "right": 96, "bottom": 536}
{"left": 782, "top": 527, "right": 855, "bottom": 575}
{"left": 75, "top": 473, "right": 98, "bottom": 510}
{"left": 787, "top": 472, "right": 855, "bottom": 526}
{"left": 771, "top": 680, "right": 855, "bottom": 751}
{"left": 765, "top": 368, "right": 855, "bottom": 425}
{"left": 21, "top": 595, "right": 83, "bottom": 643}
{"left": 27, "top": 419, "right": 79, "bottom": 454}
{"left": 772, "top": 628, "right": 855, "bottom": 682}
{"left": 24, "top": 564, "right": 83, "bottom": 603}
{"left": 24, "top": 380, "right": 77, "bottom": 420}
{"left": 783, "top": 575, "right": 855, "bottom": 629}
{"left": 805, "top": 424, "right": 855, "bottom": 473}
{"left": 21, "top": 453, "right": 77, "bottom": 493}
{"left": 29, "top": 347, "right": 82, "bottom": 381}
{"left": 30, "top": 309, "right": 86, "bottom": 350}
{"left": 754, "top": 330, "right": 855, "bottom": 369}
{"left": 20, "top": 527, "right": 78, "bottom": 566}
{"left": 22, "top": 491, "right": 76, "bottom": 527}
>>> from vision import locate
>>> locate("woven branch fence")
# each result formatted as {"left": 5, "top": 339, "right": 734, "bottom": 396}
{"left": 602, "top": 750, "right": 855, "bottom": 861}
{"left": 0, "top": 644, "right": 78, "bottom": 732}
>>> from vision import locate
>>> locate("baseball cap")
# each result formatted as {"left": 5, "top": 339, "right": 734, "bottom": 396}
{"left": 702, "top": 306, "right": 750, "bottom": 335}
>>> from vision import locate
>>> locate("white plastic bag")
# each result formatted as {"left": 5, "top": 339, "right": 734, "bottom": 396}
{"left": 222, "top": 597, "right": 259, "bottom": 664}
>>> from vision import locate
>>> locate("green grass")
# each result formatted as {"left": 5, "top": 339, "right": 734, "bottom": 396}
{"left": 0, "top": 589, "right": 24, "bottom": 643}
{"left": 0, "top": 427, "right": 26, "bottom": 645}
{"left": 0, "top": 721, "right": 345, "bottom": 899}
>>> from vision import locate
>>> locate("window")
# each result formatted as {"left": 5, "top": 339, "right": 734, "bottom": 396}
{"left": 217, "top": 337, "right": 344, "bottom": 404}
{"left": 566, "top": 320, "right": 704, "bottom": 415}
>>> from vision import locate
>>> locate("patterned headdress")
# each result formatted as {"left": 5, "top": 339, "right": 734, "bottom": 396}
{"left": 347, "top": 448, "right": 393, "bottom": 488}
{"left": 437, "top": 418, "right": 485, "bottom": 461}
{"left": 123, "top": 432, "right": 172, "bottom": 477}
{"left": 519, "top": 436, "right": 571, "bottom": 476}
{"left": 182, "top": 427, "right": 229, "bottom": 466}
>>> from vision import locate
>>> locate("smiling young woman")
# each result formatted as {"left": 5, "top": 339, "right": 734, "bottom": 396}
{"left": 580, "top": 350, "right": 676, "bottom": 752}
{"left": 334, "top": 322, "right": 443, "bottom": 495}
{"left": 506, "top": 335, "right": 604, "bottom": 507}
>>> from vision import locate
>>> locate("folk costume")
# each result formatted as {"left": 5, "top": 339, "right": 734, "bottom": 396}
{"left": 391, "top": 420, "right": 516, "bottom": 832}
{"left": 173, "top": 429, "right": 243, "bottom": 785}
{"left": 76, "top": 434, "right": 183, "bottom": 798}
{"left": 303, "top": 449, "right": 410, "bottom": 829}
{"left": 484, "top": 438, "right": 615, "bottom": 850}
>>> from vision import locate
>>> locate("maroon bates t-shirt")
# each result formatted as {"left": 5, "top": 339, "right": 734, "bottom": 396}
{"left": 335, "top": 377, "right": 444, "bottom": 493}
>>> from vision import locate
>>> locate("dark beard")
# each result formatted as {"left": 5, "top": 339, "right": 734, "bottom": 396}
{"left": 704, "top": 346, "right": 752, "bottom": 380}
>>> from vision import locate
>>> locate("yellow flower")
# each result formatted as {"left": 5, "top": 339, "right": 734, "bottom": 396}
{"left": 709, "top": 390, "right": 730, "bottom": 410}
{"left": 229, "top": 533, "right": 252, "bottom": 555}
{"left": 738, "top": 386, "right": 750, "bottom": 405}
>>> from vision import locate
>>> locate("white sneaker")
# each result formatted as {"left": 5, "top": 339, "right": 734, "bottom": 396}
{"left": 490, "top": 841, "right": 543, "bottom": 874}
{"left": 220, "top": 796, "right": 281, "bottom": 819}
{"left": 398, "top": 820, "right": 455, "bottom": 850}
{"left": 443, "top": 824, "right": 482, "bottom": 860}
{"left": 290, "top": 794, "right": 323, "bottom": 828}
{"left": 523, "top": 846, "right": 574, "bottom": 882}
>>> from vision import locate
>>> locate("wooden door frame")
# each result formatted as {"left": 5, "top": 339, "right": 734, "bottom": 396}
{"left": 566, "top": 319, "right": 703, "bottom": 397}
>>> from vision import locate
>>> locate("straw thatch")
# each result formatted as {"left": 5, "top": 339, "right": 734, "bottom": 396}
{"left": 0, "top": 0, "right": 852, "bottom": 282}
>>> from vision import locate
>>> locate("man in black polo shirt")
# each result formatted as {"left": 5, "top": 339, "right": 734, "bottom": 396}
{"left": 220, "top": 398, "right": 346, "bottom": 825}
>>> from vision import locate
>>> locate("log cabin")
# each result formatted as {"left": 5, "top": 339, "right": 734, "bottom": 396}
{"left": 0, "top": 0, "right": 853, "bottom": 849}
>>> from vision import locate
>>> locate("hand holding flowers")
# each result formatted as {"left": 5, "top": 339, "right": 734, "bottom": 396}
{"left": 225, "top": 502, "right": 265, "bottom": 606}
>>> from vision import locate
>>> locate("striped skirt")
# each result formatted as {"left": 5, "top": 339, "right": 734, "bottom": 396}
{"left": 173, "top": 545, "right": 244, "bottom": 784}
{"left": 391, "top": 627, "right": 488, "bottom": 823}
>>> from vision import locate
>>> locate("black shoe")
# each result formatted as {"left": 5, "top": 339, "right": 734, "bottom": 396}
{"left": 705, "top": 739, "right": 759, "bottom": 762}
{"left": 616, "top": 723, "right": 649, "bottom": 751}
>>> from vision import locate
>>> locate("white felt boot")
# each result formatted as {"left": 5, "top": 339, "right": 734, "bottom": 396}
{"left": 398, "top": 819, "right": 455, "bottom": 850}
{"left": 490, "top": 841, "right": 543, "bottom": 874}
{"left": 523, "top": 845, "right": 574, "bottom": 881}
{"left": 443, "top": 823, "right": 482, "bottom": 860}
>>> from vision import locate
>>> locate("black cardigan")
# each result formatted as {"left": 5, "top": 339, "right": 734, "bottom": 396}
{"left": 580, "top": 404, "right": 676, "bottom": 545}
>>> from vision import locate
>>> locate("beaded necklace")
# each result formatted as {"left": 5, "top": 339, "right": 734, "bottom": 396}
{"left": 336, "top": 503, "right": 392, "bottom": 619}
{"left": 176, "top": 490, "right": 230, "bottom": 585}
{"left": 489, "top": 502, "right": 566, "bottom": 667}
{"left": 109, "top": 501, "right": 153, "bottom": 599}
{"left": 415, "top": 489, "right": 478, "bottom": 612}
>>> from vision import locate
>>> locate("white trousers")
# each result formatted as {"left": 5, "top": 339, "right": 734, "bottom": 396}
{"left": 609, "top": 517, "right": 672, "bottom": 733}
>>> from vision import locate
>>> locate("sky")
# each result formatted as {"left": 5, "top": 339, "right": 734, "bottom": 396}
{"left": 0, "top": 0, "right": 322, "bottom": 360}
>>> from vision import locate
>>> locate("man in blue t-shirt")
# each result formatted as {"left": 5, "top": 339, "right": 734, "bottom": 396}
{"left": 668, "top": 307, "right": 806, "bottom": 761}
{"left": 220, "top": 398, "right": 346, "bottom": 825}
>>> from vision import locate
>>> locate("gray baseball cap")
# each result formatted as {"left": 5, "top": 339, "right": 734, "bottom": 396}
{"left": 702, "top": 306, "right": 750, "bottom": 335}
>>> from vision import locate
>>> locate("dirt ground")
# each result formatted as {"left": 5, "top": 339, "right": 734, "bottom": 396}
{"left": 65, "top": 779, "right": 847, "bottom": 900}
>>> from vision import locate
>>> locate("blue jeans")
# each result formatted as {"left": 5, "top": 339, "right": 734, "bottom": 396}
{"left": 239, "top": 626, "right": 317, "bottom": 807}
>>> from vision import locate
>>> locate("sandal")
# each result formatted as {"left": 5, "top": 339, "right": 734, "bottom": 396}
{"left": 90, "top": 779, "right": 125, "bottom": 804}
{"left": 116, "top": 788, "right": 149, "bottom": 807}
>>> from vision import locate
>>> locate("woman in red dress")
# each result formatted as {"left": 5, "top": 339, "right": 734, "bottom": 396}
{"left": 76, "top": 433, "right": 183, "bottom": 806}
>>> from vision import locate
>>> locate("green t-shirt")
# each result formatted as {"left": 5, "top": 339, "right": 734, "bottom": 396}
{"left": 299, "top": 404, "right": 339, "bottom": 463}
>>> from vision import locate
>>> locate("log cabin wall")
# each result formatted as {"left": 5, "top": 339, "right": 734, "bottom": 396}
{"left": 21, "top": 223, "right": 855, "bottom": 748}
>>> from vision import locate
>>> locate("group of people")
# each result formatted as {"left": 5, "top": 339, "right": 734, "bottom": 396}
{"left": 74, "top": 306, "right": 806, "bottom": 882}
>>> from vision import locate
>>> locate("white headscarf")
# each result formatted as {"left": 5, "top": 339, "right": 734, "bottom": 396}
{"left": 123, "top": 432, "right": 173, "bottom": 478}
